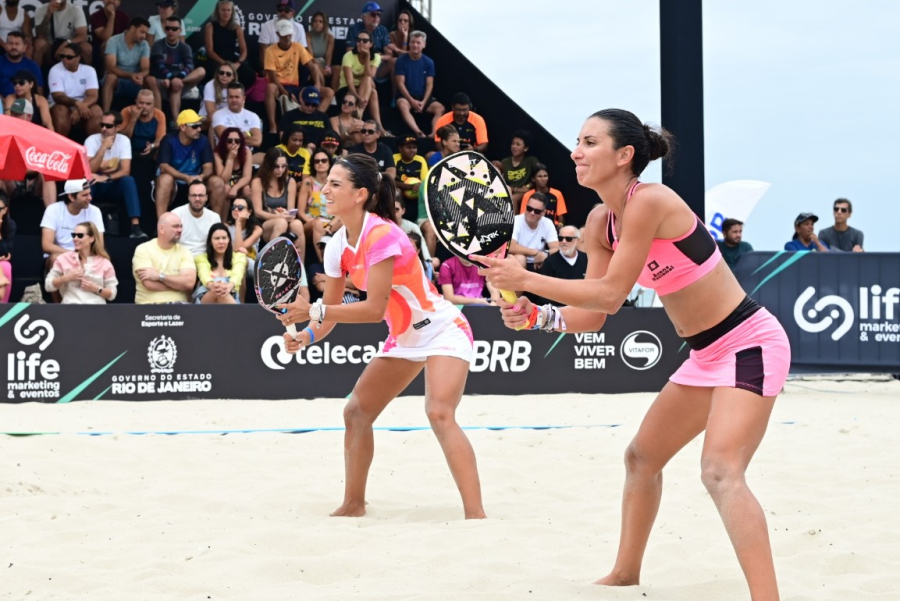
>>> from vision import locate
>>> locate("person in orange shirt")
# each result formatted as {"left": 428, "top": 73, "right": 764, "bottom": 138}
{"left": 431, "top": 92, "right": 487, "bottom": 153}
{"left": 518, "top": 163, "right": 567, "bottom": 226}
{"left": 264, "top": 19, "right": 331, "bottom": 133}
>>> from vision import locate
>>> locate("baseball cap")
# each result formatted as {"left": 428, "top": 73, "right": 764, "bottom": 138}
{"left": 157, "top": 0, "right": 177, "bottom": 7}
{"left": 176, "top": 109, "right": 204, "bottom": 126}
{"left": 362, "top": 1, "right": 382, "bottom": 13}
{"left": 301, "top": 86, "right": 321, "bottom": 105}
{"left": 320, "top": 131, "right": 340, "bottom": 146}
{"left": 794, "top": 212, "right": 818, "bottom": 226}
{"left": 276, "top": 0, "right": 295, "bottom": 9}
{"left": 399, "top": 134, "right": 418, "bottom": 147}
{"left": 275, "top": 18, "right": 294, "bottom": 37}
{"left": 10, "top": 98, "right": 33, "bottom": 116}
{"left": 63, "top": 179, "right": 89, "bottom": 195}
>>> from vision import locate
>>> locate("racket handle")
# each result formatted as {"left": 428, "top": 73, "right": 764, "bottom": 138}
{"left": 499, "top": 289, "right": 518, "bottom": 304}
{"left": 285, "top": 323, "right": 299, "bottom": 340}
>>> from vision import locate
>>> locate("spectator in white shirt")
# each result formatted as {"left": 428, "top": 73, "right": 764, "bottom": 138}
{"left": 171, "top": 180, "right": 221, "bottom": 255}
{"left": 40, "top": 179, "right": 105, "bottom": 269}
{"left": 33, "top": 0, "right": 91, "bottom": 69}
{"left": 48, "top": 42, "right": 102, "bottom": 138}
{"left": 509, "top": 192, "right": 558, "bottom": 271}
{"left": 257, "top": 0, "right": 307, "bottom": 68}
{"left": 211, "top": 81, "right": 262, "bottom": 149}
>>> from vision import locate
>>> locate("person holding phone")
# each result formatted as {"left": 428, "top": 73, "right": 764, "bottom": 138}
{"left": 250, "top": 148, "right": 305, "bottom": 259}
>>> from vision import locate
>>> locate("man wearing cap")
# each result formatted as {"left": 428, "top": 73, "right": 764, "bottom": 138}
{"left": 48, "top": 42, "right": 103, "bottom": 138}
{"left": 319, "top": 130, "right": 342, "bottom": 158}
{"left": 103, "top": 17, "right": 158, "bottom": 112}
{"left": 279, "top": 87, "right": 331, "bottom": 151}
{"left": 147, "top": 0, "right": 182, "bottom": 45}
{"left": 346, "top": 2, "right": 393, "bottom": 79}
{"left": 0, "top": 32, "right": 43, "bottom": 97}
{"left": 89, "top": 0, "right": 130, "bottom": 67}
{"left": 133, "top": 211, "right": 196, "bottom": 304}
{"left": 785, "top": 213, "right": 829, "bottom": 252}
{"left": 33, "top": 0, "right": 91, "bottom": 70}
{"left": 818, "top": 198, "right": 864, "bottom": 252}
{"left": 258, "top": 0, "right": 307, "bottom": 69}
{"left": 156, "top": 109, "right": 227, "bottom": 220}
{"left": 85, "top": 111, "right": 148, "bottom": 239}
{"left": 394, "top": 31, "right": 443, "bottom": 138}
{"left": 40, "top": 179, "right": 105, "bottom": 270}
{"left": 348, "top": 119, "right": 396, "bottom": 180}
{"left": 264, "top": 19, "right": 329, "bottom": 134}
{"left": 4, "top": 97, "right": 58, "bottom": 207}
{"left": 8, "top": 98, "right": 33, "bottom": 121}
{"left": 393, "top": 134, "right": 427, "bottom": 219}
{"left": 151, "top": 16, "right": 205, "bottom": 120}
{"left": 212, "top": 82, "right": 262, "bottom": 148}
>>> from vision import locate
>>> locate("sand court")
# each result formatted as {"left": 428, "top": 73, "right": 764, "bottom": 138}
{"left": 1, "top": 376, "right": 898, "bottom": 600}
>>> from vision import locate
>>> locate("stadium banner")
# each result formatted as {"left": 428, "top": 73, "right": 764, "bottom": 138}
{"left": 1, "top": 303, "right": 685, "bottom": 403}
{"left": 734, "top": 251, "right": 900, "bottom": 372}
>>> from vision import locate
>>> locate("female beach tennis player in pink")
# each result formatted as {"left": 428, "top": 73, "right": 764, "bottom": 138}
{"left": 473, "top": 109, "right": 790, "bottom": 599}
{"left": 276, "top": 153, "right": 486, "bottom": 520}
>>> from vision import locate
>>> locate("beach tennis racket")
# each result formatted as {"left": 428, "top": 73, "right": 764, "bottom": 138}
{"left": 424, "top": 150, "right": 518, "bottom": 304}
{"left": 255, "top": 237, "right": 305, "bottom": 340}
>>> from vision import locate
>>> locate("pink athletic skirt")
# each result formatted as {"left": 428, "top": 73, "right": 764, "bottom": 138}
{"left": 670, "top": 307, "right": 791, "bottom": 397}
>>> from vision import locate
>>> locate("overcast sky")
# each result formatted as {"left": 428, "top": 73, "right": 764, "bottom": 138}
{"left": 432, "top": 0, "right": 899, "bottom": 251}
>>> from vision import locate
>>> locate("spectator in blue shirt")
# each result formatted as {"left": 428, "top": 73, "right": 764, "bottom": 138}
{"left": 784, "top": 212, "right": 829, "bottom": 252}
{"left": 394, "top": 31, "right": 443, "bottom": 138}
{"left": 0, "top": 32, "right": 43, "bottom": 97}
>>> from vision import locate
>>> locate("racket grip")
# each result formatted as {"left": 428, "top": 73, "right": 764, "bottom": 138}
{"left": 285, "top": 323, "right": 299, "bottom": 340}
{"left": 499, "top": 289, "right": 518, "bottom": 304}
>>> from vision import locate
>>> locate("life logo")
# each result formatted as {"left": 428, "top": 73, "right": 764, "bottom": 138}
{"left": 793, "top": 286, "right": 854, "bottom": 341}
{"left": 7, "top": 315, "right": 61, "bottom": 400}
{"left": 620, "top": 331, "right": 662, "bottom": 370}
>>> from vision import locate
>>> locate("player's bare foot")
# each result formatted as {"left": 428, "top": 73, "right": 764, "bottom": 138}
{"left": 465, "top": 509, "right": 487, "bottom": 519}
{"left": 330, "top": 501, "right": 366, "bottom": 517}
{"left": 594, "top": 572, "right": 640, "bottom": 586}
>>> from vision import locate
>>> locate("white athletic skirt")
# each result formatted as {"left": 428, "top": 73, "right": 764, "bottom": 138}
{"left": 375, "top": 316, "right": 474, "bottom": 363}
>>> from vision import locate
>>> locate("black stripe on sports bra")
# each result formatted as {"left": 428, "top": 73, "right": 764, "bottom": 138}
{"left": 673, "top": 216, "right": 718, "bottom": 266}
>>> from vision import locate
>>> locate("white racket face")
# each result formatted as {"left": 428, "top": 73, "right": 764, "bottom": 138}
{"left": 424, "top": 151, "right": 515, "bottom": 260}
{"left": 255, "top": 238, "right": 304, "bottom": 314}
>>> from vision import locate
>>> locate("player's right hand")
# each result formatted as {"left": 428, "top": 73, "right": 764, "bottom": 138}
{"left": 282, "top": 331, "right": 309, "bottom": 354}
{"left": 497, "top": 296, "right": 533, "bottom": 330}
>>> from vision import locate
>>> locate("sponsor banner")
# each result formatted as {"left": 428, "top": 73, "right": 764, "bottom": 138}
{"left": 1, "top": 304, "right": 684, "bottom": 403}
{"left": 734, "top": 251, "right": 900, "bottom": 371}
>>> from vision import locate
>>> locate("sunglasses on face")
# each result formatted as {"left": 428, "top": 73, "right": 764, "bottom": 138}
{"left": 342, "top": 99, "right": 356, "bottom": 106}
{"left": 357, "top": 38, "right": 371, "bottom": 44}
{"left": 525, "top": 206, "right": 544, "bottom": 214}
{"left": 218, "top": 71, "right": 234, "bottom": 77}
{"left": 226, "top": 138, "right": 241, "bottom": 143}
{"left": 231, "top": 204, "right": 247, "bottom": 211}
{"left": 71, "top": 232, "right": 88, "bottom": 239}
{"left": 13, "top": 79, "right": 29, "bottom": 86}
{"left": 834, "top": 207, "right": 849, "bottom": 213}
{"left": 314, "top": 158, "right": 329, "bottom": 164}
{"left": 60, "top": 54, "right": 79, "bottom": 60}
{"left": 187, "top": 123, "right": 202, "bottom": 129}
{"left": 164, "top": 26, "right": 180, "bottom": 31}
{"left": 559, "top": 236, "right": 577, "bottom": 242}
{"left": 100, "top": 123, "right": 116, "bottom": 129}
{"left": 277, "top": 7, "right": 291, "bottom": 12}
{"left": 360, "top": 128, "right": 376, "bottom": 135}
{"left": 368, "top": 11, "right": 381, "bottom": 17}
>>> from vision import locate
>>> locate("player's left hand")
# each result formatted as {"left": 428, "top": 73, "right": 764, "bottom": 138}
{"left": 470, "top": 254, "right": 527, "bottom": 293}
{"left": 276, "top": 295, "right": 312, "bottom": 327}
{"left": 497, "top": 296, "right": 533, "bottom": 330}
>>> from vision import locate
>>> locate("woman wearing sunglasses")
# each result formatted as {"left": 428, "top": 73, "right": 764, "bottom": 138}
{"left": 297, "top": 149, "right": 339, "bottom": 262}
{"left": 200, "top": 61, "right": 235, "bottom": 120}
{"left": 213, "top": 126, "right": 253, "bottom": 202}
{"left": 45, "top": 222, "right": 117, "bottom": 304}
{"left": 251, "top": 147, "right": 305, "bottom": 259}
{"left": 338, "top": 32, "right": 385, "bottom": 133}
{"left": 330, "top": 91, "right": 364, "bottom": 147}
{"left": 3, "top": 69, "right": 52, "bottom": 129}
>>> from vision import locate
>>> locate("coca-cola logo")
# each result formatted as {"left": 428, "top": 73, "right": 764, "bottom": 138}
{"left": 25, "top": 147, "right": 72, "bottom": 175}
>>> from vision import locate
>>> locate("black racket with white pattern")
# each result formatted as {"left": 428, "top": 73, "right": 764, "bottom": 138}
{"left": 255, "top": 237, "right": 304, "bottom": 339}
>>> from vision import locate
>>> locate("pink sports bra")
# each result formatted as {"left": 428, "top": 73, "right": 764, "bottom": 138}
{"left": 607, "top": 181, "right": 721, "bottom": 296}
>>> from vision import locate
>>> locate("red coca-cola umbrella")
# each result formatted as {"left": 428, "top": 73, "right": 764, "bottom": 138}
{"left": 0, "top": 114, "right": 92, "bottom": 181}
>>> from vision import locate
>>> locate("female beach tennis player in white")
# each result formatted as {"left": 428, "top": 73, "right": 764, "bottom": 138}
{"left": 276, "top": 153, "right": 486, "bottom": 520}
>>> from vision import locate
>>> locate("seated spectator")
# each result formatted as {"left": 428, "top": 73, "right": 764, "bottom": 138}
{"left": 227, "top": 198, "right": 263, "bottom": 269}
{"left": 45, "top": 221, "right": 117, "bottom": 303}
{"left": 716, "top": 218, "right": 753, "bottom": 269}
{"left": 394, "top": 31, "right": 443, "bottom": 138}
{"left": 146, "top": 0, "right": 180, "bottom": 46}
{"left": 0, "top": 194, "right": 14, "bottom": 303}
{"left": 212, "top": 82, "right": 262, "bottom": 148}
{"left": 432, "top": 92, "right": 488, "bottom": 153}
{"left": 276, "top": 124, "right": 311, "bottom": 184}
{"left": 201, "top": 62, "right": 233, "bottom": 120}
{"left": 214, "top": 126, "right": 253, "bottom": 204}
{"left": 386, "top": 9, "right": 413, "bottom": 60}
{"left": 785, "top": 212, "right": 829, "bottom": 252}
{"left": 89, "top": 0, "right": 129, "bottom": 69}
{"left": 102, "top": 17, "right": 157, "bottom": 112}
{"left": 298, "top": 149, "right": 338, "bottom": 262}
{"left": 393, "top": 134, "right": 427, "bottom": 217}
{"left": 427, "top": 123, "right": 459, "bottom": 167}
{"left": 819, "top": 198, "right": 864, "bottom": 252}
{"left": 264, "top": 21, "right": 329, "bottom": 135}
{"left": 33, "top": 0, "right": 91, "bottom": 70}
{"left": 155, "top": 109, "right": 226, "bottom": 219}
{"left": 518, "top": 164, "right": 567, "bottom": 226}
{"left": 509, "top": 193, "right": 558, "bottom": 271}
{"left": 306, "top": 11, "right": 334, "bottom": 87}
{"left": 192, "top": 222, "right": 246, "bottom": 303}
{"left": 278, "top": 86, "right": 330, "bottom": 150}
{"left": 319, "top": 130, "right": 343, "bottom": 159}
{"left": 530, "top": 225, "right": 586, "bottom": 306}
{"left": 171, "top": 180, "right": 222, "bottom": 256}
{"left": 4, "top": 97, "right": 57, "bottom": 208}
{"left": 347, "top": 120, "right": 396, "bottom": 179}
{"left": 393, "top": 196, "right": 436, "bottom": 270}
{"left": 345, "top": 2, "right": 393, "bottom": 81}
{"left": 41, "top": 179, "right": 105, "bottom": 270}
{"left": 251, "top": 148, "right": 305, "bottom": 258}
{"left": 497, "top": 129, "right": 540, "bottom": 207}
{"left": 150, "top": 16, "right": 204, "bottom": 119}
{"left": 407, "top": 231, "right": 433, "bottom": 282}
{"left": 338, "top": 30, "right": 384, "bottom": 131}
{"left": 0, "top": 7, "right": 33, "bottom": 59}
{"left": 119, "top": 89, "right": 166, "bottom": 157}
{"left": 330, "top": 91, "right": 364, "bottom": 147}
{"left": 4, "top": 70, "right": 52, "bottom": 129}
{"left": 85, "top": 110, "right": 147, "bottom": 238}
{"left": 48, "top": 43, "right": 103, "bottom": 138}
{"left": 438, "top": 256, "right": 493, "bottom": 306}
{"left": 133, "top": 211, "right": 196, "bottom": 304}
{"left": 203, "top": 0, "right": 254, "bottom": 90}
{"left": 0, "top": 32, "right": 42, "bottom": 97}
{"left": 258, "top": 0, "right": 307, "bottom": 69}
